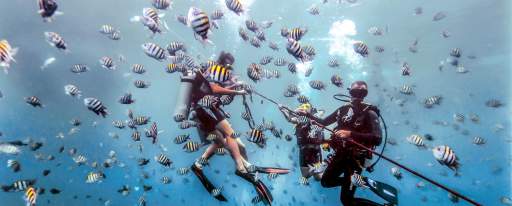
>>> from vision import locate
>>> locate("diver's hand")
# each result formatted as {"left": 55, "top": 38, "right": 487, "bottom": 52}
{"left": 235, "top": 90, "right": 248, "bottom": 95}
{"left": 335, "top": 130, "right": 352, "bottom": 139}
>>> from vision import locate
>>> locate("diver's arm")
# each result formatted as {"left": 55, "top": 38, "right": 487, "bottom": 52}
{"left": 209, "top": 83, "right": 245, "bottom": 95}
{"left": 350, "top": 111, "right": 382, "bottom": 145}
{"left": 307, "top": 109, "right": 338, "bottom": 126}
{"left": 278, "top": 106, "right": 299, "bottom": 124}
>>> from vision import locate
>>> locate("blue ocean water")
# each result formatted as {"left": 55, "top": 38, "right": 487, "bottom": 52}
{"left": 0, "top": 0, "right": 510, "bottom": 205}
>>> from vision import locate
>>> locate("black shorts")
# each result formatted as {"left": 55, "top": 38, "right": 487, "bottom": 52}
{"left": 299, "top": 145, "right": 322, "bottom": 167}
{"left": 194, "top": 106, "right": 227, "bottom": 133}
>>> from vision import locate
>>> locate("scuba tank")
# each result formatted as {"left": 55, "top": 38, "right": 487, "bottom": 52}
{"left": 173, "top": 71, "right": 196, "bottom": 122}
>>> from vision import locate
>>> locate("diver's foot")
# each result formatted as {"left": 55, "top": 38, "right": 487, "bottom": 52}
{"left": 235, "top": 170, "right": 273, "bottom": 205}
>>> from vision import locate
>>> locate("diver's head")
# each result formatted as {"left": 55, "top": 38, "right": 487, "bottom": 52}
{"left": 217, "top": 51, "right": 235, "bottom": 68}
{"left": 296, "top": 103, "right": 313, "bottom": 114}
{"left": 349, "top": 81, "right": 368, "bottom": 102}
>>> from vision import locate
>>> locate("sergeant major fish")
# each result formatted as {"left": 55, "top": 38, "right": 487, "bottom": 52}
{"left": 187, "top": 7, "right": 213, "bottom": 45}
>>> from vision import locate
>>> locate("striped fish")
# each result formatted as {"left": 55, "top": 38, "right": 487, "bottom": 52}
{"left": 308, "top": 6, "right": 319, "bottom": 15}
{"left": 37, "top": 0, "right": 59, "bottom": 21}
{"left": 174, "top": 134, "right": 190, "bottom": 144}
{"left": 166, "top": 41, "right": 186, "bottom": 55}
{"left": 25, "top": 187, "right": 37, "bottom": 206}
{"left": 432, "top": 145, "right": 459, "bottom": 172}
{"left": 309, "top": 80, "right": 325, "bottom": 90}
{"left": 456, "top": 64, "right": 468, "bottom": 74}
{"left": 112, "top": 120, "right": 125, "bottom": 129}
{"left": 245, "top": 19, "right": 259, "bottom": 32}
{"left": 84, "top": 98, "right": 108, "bottom": 117}
{"left": 299, "top": 176, "right": 309, "bottom": 186}
{"left": 350, "top": 173, "right": 368, "bottom": 189}
{"left": 177, "top": 167, "right": 189, "bottom": 175}
{"left": 198, "top": 95, "right": 218, "bottom": 108}
{"left": 0, "top": 40, "right": 18, "bottom": 73}
{"left": 473, "top": 136, "right": 485, "bottom": 145}
{"left": 119, "top": 93, "right": 135, "bottom": 104}
{"left": 238, "top": 27, "right": 249, "bottom": 41}
{"left": 166, "top": 63, "right": 179, "bottom": 73}
{"left": 331, "top": 75, "right": 343, "bottom": 87}
{"left": 187, "top": 7, "right": 212, "bottom": 44}
{"left": 303, "top": 45, "right": 316, "bottom": 57}
{"left": 281, "top": 27, "right": 289, "bottom": 37}
{"left": 7, "top": 159, "right": 20, "bottom": 172}
{"left": 225, "top": 0, "right": 244, "bottom": 15}
{"left": 260, "top": 56, "right": 273, "bottom": 65}
{"left": 210, "top": 10, "right": 224, "bottom": 20}
{"left": 267, "top": 173, "right": 278, "bottom": 180}
{"left": 485, "top": 99, "right": 503, "bottom": 108}
{"left": 109, "top": 31, "right": 121, "bottom": 40}
{"left": 183, "top": 141, "right": 200, "bottom": 153}
{"left": 390, "top": 167, "right": 402, "bottom": 180}
{"left": 247, "top": 129, "right": 265, "bottom": 146}
{"left": 176, "top": 14, "right": 188, "bottom": 25}
{"left": 287, "top": 27, "right": 307, "bottom": 41}
{"left": 99, "top": 56, "right": 115, "bottom": 70}
{"left": 250, "top": 37, "right": 261, "bottom": 48}
{"left": 100, "top": 24, "right": 116, "bottom": 34}
{"left": 469, "top": 113, "right": 479, "bottom": 123}
{"left": 424, "top": 96, "right": 442, "bottom": 108}
{"left": 286, "top": 38, "right": 309, "bottom": 62}
{"left": 142, "top": 43, "right": 167, "bottom": 61}
{"left": 215, "top": 148, "right": 227, "bottom": 155}
{"left": 161, "top": 176, "right": 171, "bottom": 184}
{"left": 288, "top": 63, "right": 297, "bottom": 73}
{"left": 305, "top": 67, "right": 313, "bottom": 77}
{"left": 211, "top": 187, "right": 223, "bottom": 197}
{"left": 274, "top": 58, "right": 287, "bottom": 66}
{"left": 450, "top": 48, "right": 461, "bottom": 58}
{"left": 44, "top": 32, "right": 68, "bottom": 51}
{"left": 179, "top": 121, "right": 196, "bottom": 129}
{"left": 252, "top": 195, "right": 263, "bottom": 204}
{"left": 25, "top": 96, "right": 43, "bottom": 107}
{"left": 399, "top": 85, "right": 413, "bottom": 95}
{"left": 131, "top": 131, "right": 141, "bottom": 141}
{"left": 256, "top": 31, "right": 266, "bottom": 41}
{"left": 133, "top": 116, "right": 150, "bottom": 125}
{"left": 453, "top": 113, "right": 464, "bottom": 122}
{"left": 206, "top": 133, "right": 218, "bottom": 141}
{"left": 353, "top": 41, "right": 369, "bottom": 57}
{"left": 328, "top": 57, "right": 339, "bottom": 68}
{"left": 287, "top": 85, "right": 300, "bottom": 94}
{"left": 70, "top": 118, "right": 80, "bottom": 127}
{"left": 208, "top": 64, "right": 232, "bottom": 83}
{"left": 220, "top": 95, "right": 234, "bottom": 105}
{"left": 297, "top": 95, "right": 309, "bottom": 104}
{"left": 269, "top": 41, "right": 279, "bottom": 50}
{"left": 375, "top": 46, "right": 385, "bottom": 53}
{"left": 86, "top": 172, "right": 104, "bottom": 183}
{"left": 407, "top": 134, "right": 426, "bottom": 148}
{"left": 241, "top": 111, "right": 251, "bottom": 121}
{"left": 132, "top": 64, "right": 146, "bottom": 74}
{"left": 134, "top": 80, "right": 150, "bottom": 88}
{"left": 152, "top": 0, "right": 171, "bottom": 10}
{"left": 155, "top": 153, "right": 172, "bottom": 167}
{"left": 64, "top": 84, "right": 81, "bottom": 98}
{"left": 73, "top": 154, "right": 87, "bottom": 165}
{"left": 145, "top": 122, "right": 159, "bottom": 144}
{"left": 401, "top": 62, "right": 411, "bottom": 76}
{"left": 138, "top": 196, "right": 147, "bottom": 206}
{"left": 3, "top": 180, "right": 35, "bottom": 192}
{"left": 70, "top": 64, "right": 88, "bottom": 73}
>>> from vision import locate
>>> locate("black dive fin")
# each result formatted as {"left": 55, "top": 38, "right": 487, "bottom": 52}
{"left": 364, "top": 177, "right": 398, "bottom": 205}
{"left": 191, "top": 165, "right": 227, "bottom": 202}
{"left": 236, "top": 171, "right": 273, "bottom": 205}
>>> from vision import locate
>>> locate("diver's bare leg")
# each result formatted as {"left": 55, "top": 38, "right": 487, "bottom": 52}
{"left": 236, "top": 138, "right": 248, "bottom": 160}
{"left": 216, "top": 120, "right": 246, "bottom": 172}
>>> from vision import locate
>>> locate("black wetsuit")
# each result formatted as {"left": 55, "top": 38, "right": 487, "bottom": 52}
{"left": 309, "top": 103, "right": 382, "bottom": 206}
{"left": 190, "top": 72, "right": 227, "bottom": 133}
{"left": 295, "top": 122, "right": 323, "bottom": 167}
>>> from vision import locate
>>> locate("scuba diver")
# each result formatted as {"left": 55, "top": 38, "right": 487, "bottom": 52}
{"left": 278, "top": 102, "right": 326, "bottom": 181}
{"left": 299, "top": 81, "right": 385, "bottom": 206}
{"left": 174, "top": 51, "right": 288, "bottom": 205}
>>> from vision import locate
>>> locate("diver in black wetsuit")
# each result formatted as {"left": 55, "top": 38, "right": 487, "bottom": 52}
{"left": 303, "top": 81, "right": 382, "bottom": 206}
{"left": 278, "top": 103, "right": 326, "bottom": 180}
